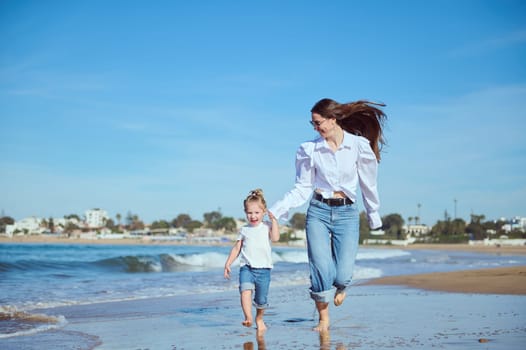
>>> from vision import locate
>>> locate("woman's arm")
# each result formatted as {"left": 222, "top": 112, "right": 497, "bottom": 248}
{"left": 357, "top": 136, "right": 382, "bottom": 229}
{"left": 269, "top": 142, "right": 315, "bottom": 221}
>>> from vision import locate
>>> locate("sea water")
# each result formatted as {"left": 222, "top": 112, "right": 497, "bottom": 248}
{"left": 1, "top": 243, "right": 525, "bottom": 340}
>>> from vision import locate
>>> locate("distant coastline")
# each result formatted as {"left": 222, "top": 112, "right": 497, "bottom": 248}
{"left": 2, "top": 235, "right": 526, "bottom": 256}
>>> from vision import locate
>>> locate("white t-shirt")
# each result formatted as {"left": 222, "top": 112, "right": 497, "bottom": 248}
{"left": 238, "top": 222, "right": 273, "bottom": 268}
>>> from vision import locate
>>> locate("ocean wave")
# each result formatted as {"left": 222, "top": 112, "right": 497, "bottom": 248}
{"left": 161, "top": 252, "right": 227, "bottom": 270}
{"left": 94, "top": 252, "right": 230, "bottom": 273}
{"left": 273, "top": 250, "right": 308, "bottom": 264}
{"left": 1, "top": 249, "right": 406, "bottom": 276}
{"left": 0, "top": 259, "right": 89, "bottom": 272}
{"left": 0, "top": 306, "right": 67, "bottom": 339}
{"left": 96, "top": 255, "right": 162, "bottom": 273}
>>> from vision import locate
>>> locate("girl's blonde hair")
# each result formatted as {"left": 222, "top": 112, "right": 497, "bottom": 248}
{"left": 243, "top": 188, "right": 267, "bottom": 211}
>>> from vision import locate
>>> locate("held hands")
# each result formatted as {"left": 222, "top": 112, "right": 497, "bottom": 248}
{"left": 267, "top": 211, "right": 277, "bottom": 222}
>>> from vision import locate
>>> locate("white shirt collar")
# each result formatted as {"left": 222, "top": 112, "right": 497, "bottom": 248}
{"left": 314, "top": 131, "right": 353, "bottom": 151}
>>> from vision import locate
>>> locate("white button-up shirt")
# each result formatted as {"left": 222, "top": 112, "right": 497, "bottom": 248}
{"left": 269, "top": 131, "right": 382, "bottom": 229}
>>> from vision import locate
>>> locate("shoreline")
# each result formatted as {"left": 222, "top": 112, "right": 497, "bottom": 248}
{"left": 2, "top": 235, "right": 526, "bottom": 254}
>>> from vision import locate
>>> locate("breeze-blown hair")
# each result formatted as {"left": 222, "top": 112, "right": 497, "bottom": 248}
{"left": 311, "top": 98, "right": 387, "bottom": 161}
{"left": 243, "top": 188, "right": 267, "bottom": 211}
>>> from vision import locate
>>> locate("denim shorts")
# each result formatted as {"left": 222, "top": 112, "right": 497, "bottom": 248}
{"left": 239, "top": 265, "right": 271, "bottom": 309}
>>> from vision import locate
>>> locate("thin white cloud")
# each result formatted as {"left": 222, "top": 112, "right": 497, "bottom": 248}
{"left": 448, "top": 28, "right": 526, "bottom": 57}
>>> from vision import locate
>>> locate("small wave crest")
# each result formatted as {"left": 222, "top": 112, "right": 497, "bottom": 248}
{"left": 0, "top": 306, "right": 67, "bottom": 339}
{"left": 96, "top": 255, "right": 162, "bottom": 273}
{"left": 96, "top": 252, "right": 230, "bottom": 273}
{"left": 161, "top": 252, "right": 227, "bottom": 271}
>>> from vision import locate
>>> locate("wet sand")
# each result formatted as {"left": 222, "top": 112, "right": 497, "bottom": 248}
{"left": 4, "top": 281, "right": 525, "bottom": 350}
{"left": 364, "top": 265, "right": 526, "bottom": 295}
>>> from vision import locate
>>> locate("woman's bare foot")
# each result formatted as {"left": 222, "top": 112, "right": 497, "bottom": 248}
{"left": 313, "top": 319, "right": 330, "bottom": 332}
{"left": 242, "top": 319, "right": 253, "bottom": 327}
{"left": 334, "top": 290, "right": 346, "bottom": 306}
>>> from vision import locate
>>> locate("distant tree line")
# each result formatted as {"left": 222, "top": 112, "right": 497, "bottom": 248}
{"left": 111, "top": 210, "right": 238, "bottom": 234}
{"left": 1, "top": 209, "right": 524, "bottom": 243}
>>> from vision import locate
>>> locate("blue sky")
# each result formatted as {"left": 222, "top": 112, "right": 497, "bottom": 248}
{"left": 1, "top": 0, "right": 525, "bottom": 225}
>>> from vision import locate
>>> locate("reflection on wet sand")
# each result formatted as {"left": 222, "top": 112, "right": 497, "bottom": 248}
{"left": 243, "top": 329, "right": 266, "bottom": 350}
{"left": 319, "top": 329, "right": 347, "bottom": 350}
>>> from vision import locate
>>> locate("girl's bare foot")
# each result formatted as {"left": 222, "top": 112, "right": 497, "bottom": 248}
{"left": 242, "top": 319, "right": 253, "bottom": 327}
{"left": 313, "top": 319, "right": 329, "bottom": 332}
{"left": 255, "top": 318, "right": 267, "bottom": 332}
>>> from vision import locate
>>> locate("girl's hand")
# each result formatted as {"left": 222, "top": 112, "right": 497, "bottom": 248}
{"left": 267, "top": 211, "right": 277, "bottom": 221}
{"left": 224, "top": 265, "right": 231, "bottom": 279}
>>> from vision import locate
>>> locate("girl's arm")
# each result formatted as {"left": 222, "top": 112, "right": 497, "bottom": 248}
{"left": 268, "top": 211, "right": 280, "bottom": 242}
{"left": 224, "top": 240, "right": 242, "bottom": 279}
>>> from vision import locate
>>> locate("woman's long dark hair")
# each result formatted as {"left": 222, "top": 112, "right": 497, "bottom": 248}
{"left": 311, "top": 98, "right": 387, "bottom": 161}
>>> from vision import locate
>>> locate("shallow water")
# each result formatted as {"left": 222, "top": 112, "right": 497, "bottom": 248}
{"left": 1, "top": 243, "right": 525, "bottom": 342}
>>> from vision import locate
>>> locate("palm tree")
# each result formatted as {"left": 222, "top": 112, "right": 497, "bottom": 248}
{"left": 116, "top": 213, "right": 121, "bottom": 227}
{"left": 408, "top": 216, "right": 414, "bottom": 226}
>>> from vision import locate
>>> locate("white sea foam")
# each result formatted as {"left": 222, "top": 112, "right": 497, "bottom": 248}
{"left": 273, "top": 250, "right": 308, "bottom": 264}
{"left": 354, "top": 266, "right": 383, "bottom": 280}
{"left": 357, "top": 249, "right": 411, "bottom": 260}
{"left": 0, "top": 307, "right": 67, "bottom": 339}
{"left": 169, "top": 252, "right": 227, "bottom": 268}
{"left": 138, "top": 256, "right": 162, "bottom": 272}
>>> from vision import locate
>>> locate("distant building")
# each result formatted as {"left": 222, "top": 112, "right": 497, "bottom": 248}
{"left": 5, "top": 216, "right": 43, "bottom": 236}
{"left": 502, "top": 216, "right": 526, "bottom": 233}
{"left": 85, "top": 208, "right": 109, "bottom": 229}
{"left": 404, "top": 224, "right": 430, "bottom": 236}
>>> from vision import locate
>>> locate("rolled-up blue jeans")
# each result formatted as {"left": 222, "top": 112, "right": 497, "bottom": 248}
{"left": 306, "top": 197, "right": 359, "bottom": 303}
{"left": 239, "top": 265, "right": 271, "bottom": 309}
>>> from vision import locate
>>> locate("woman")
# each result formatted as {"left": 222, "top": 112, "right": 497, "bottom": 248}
{"left": 269, "top": 98, "right": 387, "bottom": 331}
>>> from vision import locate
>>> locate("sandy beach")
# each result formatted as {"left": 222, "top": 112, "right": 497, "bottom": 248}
{"left": 2, "top": 237, "right": 525, "bottom": 349}
{"left": 364, "top": 265, "right": 526, "bottom": 295}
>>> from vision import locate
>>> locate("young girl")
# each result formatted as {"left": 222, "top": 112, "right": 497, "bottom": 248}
{"left": 224, "top": 189, "right": 280, "bottom": 332}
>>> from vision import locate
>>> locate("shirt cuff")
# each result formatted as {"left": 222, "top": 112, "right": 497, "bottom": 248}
{"left": 268, "top": 204, "right": 289, "bottom": 222}
{"left": 368, "top": 211, "right": 382, "bottom": 230}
